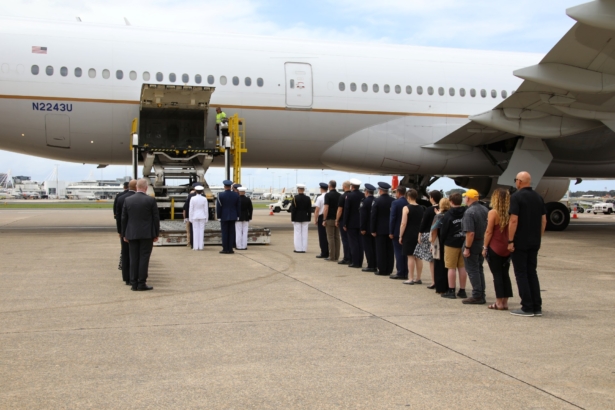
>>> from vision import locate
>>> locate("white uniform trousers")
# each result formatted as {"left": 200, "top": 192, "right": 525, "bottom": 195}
{"left": 293, "top": 222, "right": 309, "bottom": 252}
{"left": 191, "top": 219, "right": 206, "bottom": 250}
{"left": 235, "top": 221, "right": 249, "bottom": 249}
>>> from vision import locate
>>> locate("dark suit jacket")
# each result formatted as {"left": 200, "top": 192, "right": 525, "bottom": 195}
{"left": 390, "top": 197, "right": 408, "bottom": 238}
{"left": 216, "top": 190, "right": 241, "bottom": 221}
{"left": 360, "top": 195, "right": 375, "bottom": 232}
{"left": 290, "top": 193, "right": 312, "bottom": 222}
{"left": 238, "top": 196, "right": 253, "bottom": 221}
{"left": 113, "top": 190, "right": 129, "bottom": 219}
{"left": 343, "top": 190, "right": 363, "bottom": 230}
{"left": 115, "top": 190, "right": 135, "bottom": 234}
{"left": 121, "top": 192, "right": 160, "bottom": 240}
{"left": 370, "top": 194, "right": 394, "bottom": 235}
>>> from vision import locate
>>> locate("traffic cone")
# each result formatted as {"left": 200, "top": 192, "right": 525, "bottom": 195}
{"left": 572, "top": 205, "right": 578, "bottom": 219}
{"left": 269, "top": 209, "right": 274, "bottom": 216}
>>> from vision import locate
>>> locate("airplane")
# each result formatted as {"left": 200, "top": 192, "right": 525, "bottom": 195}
{"left": 1, "top": 0, "right": 614, "bottom": 231}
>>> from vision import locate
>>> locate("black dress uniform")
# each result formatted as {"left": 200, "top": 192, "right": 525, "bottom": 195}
{"left": 290, "top": 187, "right": 312, "bottom": 252}
{"left": 315, "top": 182, "right": 329, "bottom": 258}
{"left": 371, "top": 182, "right": 395, "bottom": 275}
{"left": 360, "top": 184, "right": 377, "bottom": 272}
{"left": 216, "top": 180, "right": 241, "bottom": 254}
{"left": 116, "top": 190, "right": 135, "bottom": 284}
{"left": 338, "top": 190, "right": 352, "bottom": 263}
{"left": 343, "top": 184, "right": 364, "bottom": 268}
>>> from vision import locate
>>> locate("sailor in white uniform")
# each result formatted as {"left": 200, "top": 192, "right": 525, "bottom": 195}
{"left": 290, "top": 183, "right": 313, "bottom": 253}
{"left": 188, "top": 186, "right": 209, "bottom": 250}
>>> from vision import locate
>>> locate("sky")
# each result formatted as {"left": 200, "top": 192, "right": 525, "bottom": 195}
{"left": 1, "top": 0, "right": 610, "bottom": 193}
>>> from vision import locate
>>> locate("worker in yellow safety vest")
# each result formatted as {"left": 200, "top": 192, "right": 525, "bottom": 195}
{"left": 215, "top": 107, "right": 227, "bottom": 136}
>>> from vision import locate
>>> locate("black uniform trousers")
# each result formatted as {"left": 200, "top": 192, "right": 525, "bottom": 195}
{"left": 511, "top": 248, "right": 542, "bottom": 313}
{"left": 362, "top": 233, "right": 377, "bottom": 269}
{"left": 120, "top": 237, "right": 130, "bottom": 283}
{"left": 317, "top": 215, "right": 329, "bottom": 257}
{"left": 347, "top": 228, "right": 364, "bottom": 267}
{"left": 375, "top": 234, "right": 394, "bottom": 275}
{"left": 129, "top": 239, "right": 154, "bottom": 285}
{"left": 221, "top": 221, "right": 236, "bottom": 252}
{"left": 340, "top": 226, "right": 352, "bottom": 262}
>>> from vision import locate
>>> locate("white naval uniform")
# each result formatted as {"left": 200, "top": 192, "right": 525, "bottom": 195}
{"left": 189, "top": 195, "right": 209, "bottom": 250}
{"left": 235, "top": 221, "right": 249, "bottom": 250}
{"left": 293, "top": 222, "right": 309, "bottom": 252}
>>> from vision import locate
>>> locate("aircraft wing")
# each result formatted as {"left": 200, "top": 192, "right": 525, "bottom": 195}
{"left": 429, "top": 0, "right": 615, "bottom": 150}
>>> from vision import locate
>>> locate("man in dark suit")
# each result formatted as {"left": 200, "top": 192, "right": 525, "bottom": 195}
{"left": 235, "top": 187, "right": 253, "bottom": 250}
{"left": 336, "top": 181, "right": 352, "bottom": 265}
{"left": 113, "top": 181, "right": 129, "bottom": 270}
{"left": 116, "top": 179, "right": 136, "bottom": 285}
{"left": 390, "top": 186, "right": 409, "bottom": 280}
{"left": 290, "top": 184, "right": 312, "bottom": 253}
{"left": 360, "top": 183, "right": 377, "bottom": 272}
{"left": 371, "top": 182, "right": 395, "bottom": 276}
{"left": 313, "top": 182, "right": 329, "bottom": 259}
{"left": 216, "top": 180, "right": 241, "bottom": 254}
{"left": 343, "top": 178, "right": 364, "bottom": 268}
{"left": 121, "top": 179, "right": 160, "bottom": 291}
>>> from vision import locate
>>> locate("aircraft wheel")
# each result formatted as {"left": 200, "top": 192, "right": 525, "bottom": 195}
{"left": 546, "top": 202, "right": 570, "bottom": 231}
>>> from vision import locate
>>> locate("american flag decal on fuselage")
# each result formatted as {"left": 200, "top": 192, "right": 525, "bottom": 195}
{"left": 32, "top": 46, "right": 47, "bottom": 54}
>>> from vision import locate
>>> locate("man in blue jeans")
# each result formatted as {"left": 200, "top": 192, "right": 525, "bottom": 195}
{"left": 508, "top": 171, "right": 547, "bottom": 317}
{"left": 389, "top": 186, "right": 408, "bottom": 280}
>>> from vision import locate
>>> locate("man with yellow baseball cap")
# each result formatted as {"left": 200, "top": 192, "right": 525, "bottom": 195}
{"left": 460, "top": 189, "right": 489, "bottom": 305}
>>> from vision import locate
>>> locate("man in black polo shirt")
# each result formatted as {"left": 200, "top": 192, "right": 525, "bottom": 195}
{"left": 508, "top": 171, "right": 547, "bottom": 317}
{"left": 322, "top": 180, "right": 341, "bottom": 261}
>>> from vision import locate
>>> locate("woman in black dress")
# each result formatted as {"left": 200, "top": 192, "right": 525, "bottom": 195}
{"left": 431, "top": 198, "right": 451, "bottom": 294}
{"left": 415, "top": 190, "right": 443, "bottom": 289}
{"left": 399, "top": 189, "right": 424, "bottom": 285}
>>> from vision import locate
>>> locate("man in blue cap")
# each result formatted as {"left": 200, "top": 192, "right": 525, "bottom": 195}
{"left": 371, "top": 182, "right": 395, "bottom": 276}
{"left": 313, "top": 182, "right": 329, "bottom": 259}
{"left": 216, "top": 180, "right": 241, "bottom": 254}
{"left": 360, "top": 183, "right": 377, "bottom": 272}
{"left": 390, "top": 186, "right": 409, "bottom": 280}
{"left": 343, "top": 178, "right": 364, "bottom": 268}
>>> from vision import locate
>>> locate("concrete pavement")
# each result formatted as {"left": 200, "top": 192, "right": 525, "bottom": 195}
{"left": 0, "top": 209, "right": 614, "bottom": 409}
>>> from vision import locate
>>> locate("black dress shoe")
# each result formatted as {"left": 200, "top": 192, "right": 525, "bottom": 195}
{"left": 338, "top": 259, "right": 349, "bottom": 264}
{"left": 389, "top": 275, "right": 408, "bottom": 280}
{"left": 219, "top": 250, "right": 227, "bottom": 254}
{"left": 125, "top": 281, "right": 131, "bottom": 285}
{"left": 229, "top": 251, "right": 235, "bottom": 254}
{"left": 362, "top": 268, "right": 376, "bottom": 272}
{"left": 131, "top": 286, "right": 138, "bottom": 291}
{"left": 136, "top": 284, "right": 153, "bottom": 291}
{"left": 315, "top": 254, "right": 326, "bottom": 258}
{"left": 348, "top": 265, "right": 362, "bottom": 268}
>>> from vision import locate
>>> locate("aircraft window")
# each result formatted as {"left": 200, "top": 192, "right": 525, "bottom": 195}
{"left": 501, "top": 90, "right": 508, "bottom": 99}
{"left": 182, "top": 73, "right": 189, "bottom": 83}
{"left": 195, "top": 74, "right": 202, "bottom": 84}
{"left": 438, "top": 87, "right": 444, "bottom": 96}
{"left": 129, "top": 71, "right": 137, "bottom": 80}
{"left": 384, "top": 84, "right": 390, "bottom": 93}
{"left": 449, "top": 87, "right": 455, "bottom": 96}
{"left": 339, "top": 82, "right": 345, "bottom": 91}
{"left": 491, "top": 89, "right": 497, "bottom": 98}
{"left": 31, "top": 65, "right": 39, "bottom": 75}
{"left": 232, "top": 76, "right": 239, "bottom": 86}
{"left": 480, "top": 89, "right": 487, "bottom": 98}
{"left": 102, "top": 69, "right": 110, "bottom": 79}
{"left": 74, "top": 67, "right": 82, "bottom": 78}
{"left": 460, "top": 88, "right": 466, "bottom": 97}
{"left": 207, "top": 75, "right": 214, "bottom": 85}
{"left": 417, "top": 86, "right": 423, "bottom": 95}
{"left": 361, "top": 83, "right": 368, "bottom": 92}
{"left": 220, "top": 76, "right": 227, "bottom": 85}
{"left": 470, "top": 88, "right": 476, "bottom": 97}
{"left": 290, "top": 79, "right": 295, "bottom": 89}
{"left": 245, "top": 77, "right": 251, "bottom": 86}
{"left": 116, "top": 70, "right": 123, "bottom": 80}
{"left": 143, "top": 71, "right": 150, "bottom": 81}
{"left": 257, "top": 77, "right": 264, "bottom": 87}
{"left": 395, "top": 85, "right": 401, "bottom": 94}
{"left": 428, "top": 86, "right": 434, "bottom": 95}
{"left": 60, "top": 66, "right": 68, "bottom": 77}
{"left": 156, "top": 72, "right": 163, "bottom": 82}
{"left": 373, "top": 84, "right": 379, "bottom": 93}
{"left": 350, "top": 82, "right": 357, "bottom": 92}
{"left": 89, "top": 68, "right": 96, "bottom": 78}
{"left": 46, "top": 65, "right": 54, "bottom": 76}
{"left": 406, "top": 85, "right": 412, "bottom": 94}
{"left": 169, "top": 73, "right": 176, "bottom": 83}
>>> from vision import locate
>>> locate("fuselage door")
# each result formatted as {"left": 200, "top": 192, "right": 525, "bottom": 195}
{"left": 45, "top": 114, "right": 70, "bottom": 148}
{"left": 285, "top": 62, "right": 313, "bottom": 109}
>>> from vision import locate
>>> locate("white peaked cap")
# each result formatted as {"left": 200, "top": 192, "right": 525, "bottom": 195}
{"left": 296, "top": 184, "right": 306, "bottom": 189}
{"left": 195, "top": 186, "right": 205, "bottom": 191}
{"left": 349, "top": 178, "right": 361, "bottom": 185}
{"left": 237, "top": 187, "right": 247, "bottom": 192}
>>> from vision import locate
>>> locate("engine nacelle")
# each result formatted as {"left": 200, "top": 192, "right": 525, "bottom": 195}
{"left": 534, "top": 178, "right": 570, "bottom": 203}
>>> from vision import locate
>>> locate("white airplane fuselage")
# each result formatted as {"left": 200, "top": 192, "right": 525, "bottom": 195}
{"left": 1, "top": 16, "right": 614, "bottom": 182}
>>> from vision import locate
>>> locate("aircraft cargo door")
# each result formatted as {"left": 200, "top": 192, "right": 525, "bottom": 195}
{"left": 285, "top": 62, "right": 313, "bottom": 109}
{"left": 45, "top": 114, "right": 70, "bottom": 148}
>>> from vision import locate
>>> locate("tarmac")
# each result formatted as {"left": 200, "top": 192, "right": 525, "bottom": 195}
{"left": 0, "top": 208, "right": 614, "bottom": 409}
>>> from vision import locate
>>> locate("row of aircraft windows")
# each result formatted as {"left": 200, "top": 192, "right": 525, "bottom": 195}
{"left": 339, "top": 82, "right": 512, "bottom": 99}
{"left": 30, "top": 65, "right": 264, "bottom": 87}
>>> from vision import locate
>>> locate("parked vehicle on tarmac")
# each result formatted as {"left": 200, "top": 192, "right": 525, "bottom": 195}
{"left": 268, "top": 196, "right": 317, "bottom": 213}
{"left": 592, "top": 200, "right": 614, "bottom": 215}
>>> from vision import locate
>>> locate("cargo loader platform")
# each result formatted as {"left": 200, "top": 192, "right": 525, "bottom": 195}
{"left": 155, "top": 221, "right": 271, "bottom": 247}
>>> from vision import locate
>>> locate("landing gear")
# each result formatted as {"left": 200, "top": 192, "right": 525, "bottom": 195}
{"left": 399, "top": 174, "right": 439, "bottom": 206}
{"left": 545, "top": 202, "right": 570, "bottom": 231}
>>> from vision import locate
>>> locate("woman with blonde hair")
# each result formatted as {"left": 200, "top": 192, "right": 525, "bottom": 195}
{"left": 483, "top": 188, "right": 513, "bottom": 310}
{"left": 430, "top": 197, "right": 450, "bottom": 294}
